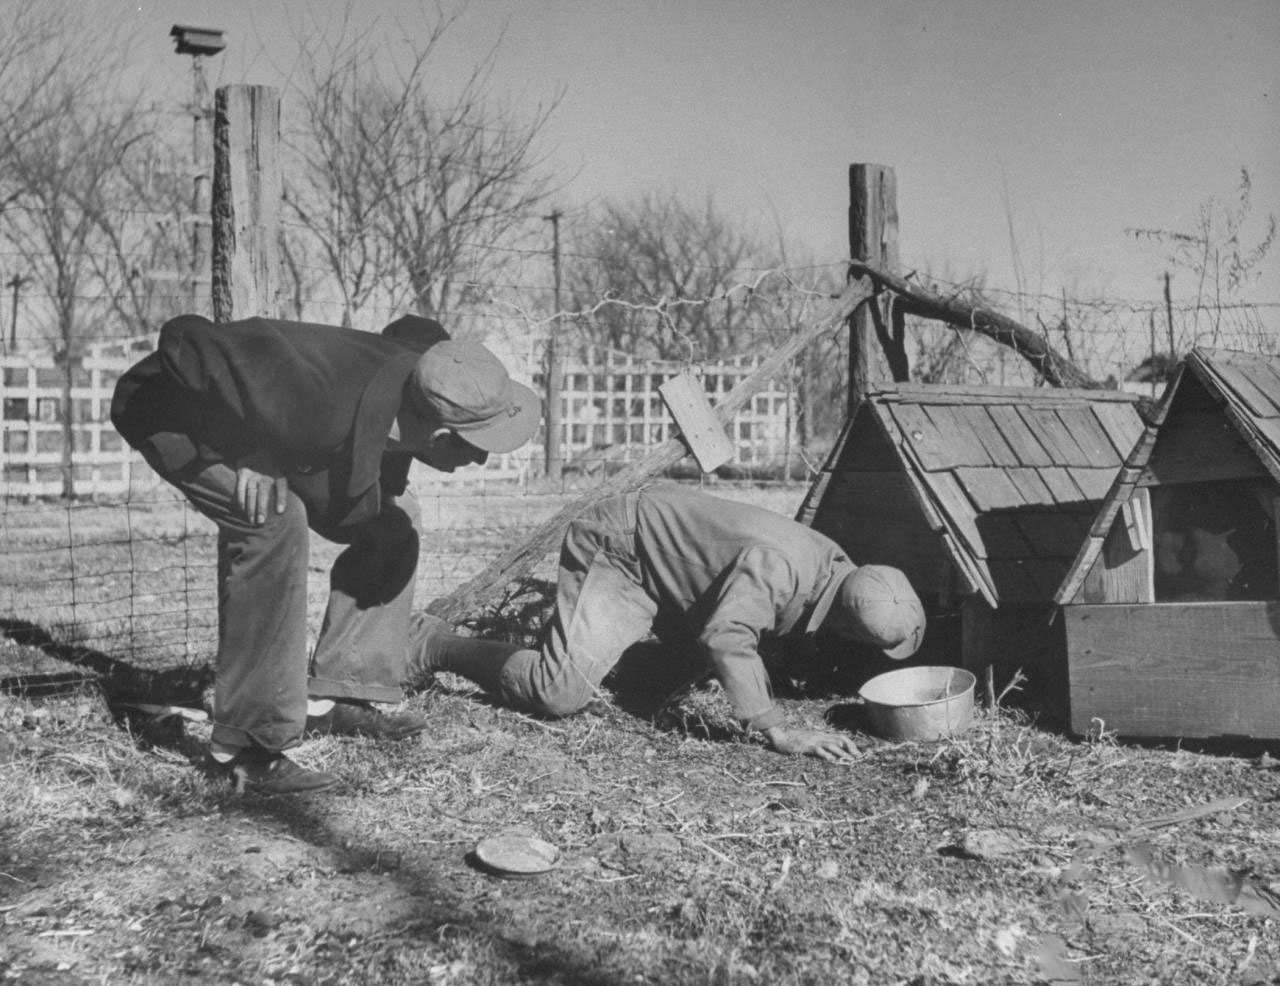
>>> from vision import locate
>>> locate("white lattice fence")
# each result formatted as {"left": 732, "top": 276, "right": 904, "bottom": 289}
{"left": 535, "top": 346, "right": 796, "bottom": 472}
{"left": 0, "top": 339, "right": 153, "bottom": 498}
{"left": 1, "top": 338, "right": 797, "bottom": 499}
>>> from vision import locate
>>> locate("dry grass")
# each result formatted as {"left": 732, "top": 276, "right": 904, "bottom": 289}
{"left": 2, "top": 483, "right": 1279, "bottom": 984}
{"left": 2, "top": 671, "right": 1278, "bottom": 985}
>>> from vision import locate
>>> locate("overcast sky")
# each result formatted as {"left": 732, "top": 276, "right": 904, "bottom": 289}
{"left": 119, "top": 0, "right": 1279, "bottom": 304}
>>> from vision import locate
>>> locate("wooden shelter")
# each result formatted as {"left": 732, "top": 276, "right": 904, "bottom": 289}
{"left": 796, "top": 383, "right": 1146, "bottom": 688}
{"left": 1054, "top": 348, "right": 1280, "bottom": 739}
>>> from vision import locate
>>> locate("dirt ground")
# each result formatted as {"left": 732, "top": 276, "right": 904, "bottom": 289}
{"left": 2, "top": 659, "right": 1279, "bottom": 985}
{"left": 2, "top": 483, "right": 1280, "bottom": 984}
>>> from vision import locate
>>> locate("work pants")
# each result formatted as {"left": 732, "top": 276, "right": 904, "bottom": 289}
{"left": 152, "top": 458, "right": 420, "bottom": 752}
{"left": 495, "top": 491, "right": 666, "bottom": 715}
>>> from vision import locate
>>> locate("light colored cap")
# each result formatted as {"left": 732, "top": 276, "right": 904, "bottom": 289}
{"left": 409, "top": 340, "right": 541, "bottom": 453}
{"left": 838, "top": 565, "right": 926, "bottom": 660}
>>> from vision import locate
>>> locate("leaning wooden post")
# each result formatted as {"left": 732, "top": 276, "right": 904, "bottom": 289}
{"left": 211, "top": 85, "right": 282, "bottom": 322}
{"left": 412, "top": 277, "right": 876, "bottom": 653}
{"left": 847, "top": 163, "right": 898, "bottom": 413}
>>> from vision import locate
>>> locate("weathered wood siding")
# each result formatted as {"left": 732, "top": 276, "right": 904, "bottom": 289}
{"left": 1065, "top": 601, "right": 1280, "bottom": 738}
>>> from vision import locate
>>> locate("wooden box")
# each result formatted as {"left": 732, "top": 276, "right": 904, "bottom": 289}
{"left": 1065, "top": 601, "right": 1280, "bottom": 739}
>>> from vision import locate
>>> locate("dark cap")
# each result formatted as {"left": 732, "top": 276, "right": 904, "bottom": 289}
{"left": 409, "top": 340, "right": 541, "bottom": 453}
{"left": 837, "top": 565, "right": 926, "bottom": 660}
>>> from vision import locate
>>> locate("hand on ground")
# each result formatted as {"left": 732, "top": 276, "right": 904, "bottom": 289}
{"left": 763, "top": 726, "right": 859, "bottom": 763}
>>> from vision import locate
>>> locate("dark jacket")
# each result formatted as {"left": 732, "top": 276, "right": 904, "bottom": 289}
{"left": 111, "top": 314, "right": 448, "bottom": 539}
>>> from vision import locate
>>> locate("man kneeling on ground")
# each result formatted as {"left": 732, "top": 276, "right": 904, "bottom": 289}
{"left": 416, "top": 483, "right": 925, "bottom": 761}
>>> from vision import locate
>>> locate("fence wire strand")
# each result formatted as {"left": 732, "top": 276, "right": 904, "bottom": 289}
{"left": 1, "top": 267, "right": 1275, "bottom": 680}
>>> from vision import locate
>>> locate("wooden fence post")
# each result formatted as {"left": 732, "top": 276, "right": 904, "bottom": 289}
{"left": 211, "top": 85, "right": 282, "bottom": 322}
{"left": 847, "top": 163, "right": 899, "bottom": 413}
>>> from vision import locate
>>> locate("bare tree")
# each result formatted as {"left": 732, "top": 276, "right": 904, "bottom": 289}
{"left": 0, "top": 6, "right": 72, "bottom": 216}
{"left": 1128, "top": 169, "right": 1277, "bottom": 346}
{"left": 0, "top": 5, "right": 152, "bottom": 496}
{"left": 565, "top": 192, "right": 765, "bottom": 360}
{"left": 284, "top": 3, "right": 559, "bottom": 326}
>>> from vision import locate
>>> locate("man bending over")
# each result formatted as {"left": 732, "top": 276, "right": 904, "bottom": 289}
{"left": 112, "top": 314, "right": 539, "bottom": 794}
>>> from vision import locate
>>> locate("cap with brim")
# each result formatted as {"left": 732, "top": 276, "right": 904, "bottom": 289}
{"left": 840, "top": 564, "right": 926, "bottom": 661}
{"left": 409, "top": 340, "right": 542, "bottom": 454}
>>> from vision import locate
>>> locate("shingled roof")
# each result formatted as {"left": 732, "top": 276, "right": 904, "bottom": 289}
{"left": 1054, "top": 347, "right": 1280, "bottom": 605}
{"left": 800, "top": 383, "right": 1147, "bottom": 607}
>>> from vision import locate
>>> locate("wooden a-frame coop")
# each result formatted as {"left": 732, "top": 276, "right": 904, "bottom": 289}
{"left": 796, "top": 382, "right": 1146, "bottom": 702}
{"left": 1054, "top": 348, "right": 1280, "bottom": 739}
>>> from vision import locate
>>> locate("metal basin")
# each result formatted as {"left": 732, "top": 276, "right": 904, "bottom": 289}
{"left": 858, "top": 666, "right": 976, "bottom": 741}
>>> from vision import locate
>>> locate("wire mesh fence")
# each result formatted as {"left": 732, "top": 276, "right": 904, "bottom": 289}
{"left": 0, "top": 266, "right": 1274, "bottom": 685}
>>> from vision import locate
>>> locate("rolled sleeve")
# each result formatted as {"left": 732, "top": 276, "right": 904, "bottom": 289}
{"left": 696, "top": 548, "right": 796, "bottom": 730}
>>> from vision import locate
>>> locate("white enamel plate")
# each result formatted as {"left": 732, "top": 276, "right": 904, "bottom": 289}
{"left": 473, "top": 834, "right": 562, "bottom": 878}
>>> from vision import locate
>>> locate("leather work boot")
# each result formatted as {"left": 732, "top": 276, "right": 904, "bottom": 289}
{"left": 206, "top": 748, "right": 340, "bottom": 796}
{"left": 305, "top": 700, "right": 430, "bottom": 741}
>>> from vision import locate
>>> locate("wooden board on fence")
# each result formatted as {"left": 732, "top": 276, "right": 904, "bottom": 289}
{"left": 658, "top": 372, "right": 735, "bottom": 473}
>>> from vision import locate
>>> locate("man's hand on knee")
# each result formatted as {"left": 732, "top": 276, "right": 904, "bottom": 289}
{"left": 234, "top": 452, "right": 288, "bottom": 525}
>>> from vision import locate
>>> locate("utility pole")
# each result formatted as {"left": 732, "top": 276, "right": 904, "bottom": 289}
{"left": 171, "top": 26, "right": 226, "bottom": 314}
{"left": 543, "top": 210, "right": 564, "bottom": 482}
{"left": 1163, "top": 271, "right": 1176, "bottom": 356}
{"left": 5, "top": 273, "right": 28, "bottom": 353}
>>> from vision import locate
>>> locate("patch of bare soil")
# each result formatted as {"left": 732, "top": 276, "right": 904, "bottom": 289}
{"left": 2, "top": 662, "right": 1279, "bottom": 985}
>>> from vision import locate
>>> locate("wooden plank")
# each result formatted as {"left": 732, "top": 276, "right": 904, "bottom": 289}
{"left": 1003, "top": 467, "right": 1055, "bottom": 505}
{"left": 986, "top": 404, "right": 1053, "bottom": 467}
{"left": 1065, "top": 601, "right": 1280, "bottom": 738}
{"left": 1133, "top": 489, "right": 1155, "bottom": 601}
{"left": 953, "top": 467, "right": 1027, "bottom": 511}
{"left": 1085, "top": 533, "right": 1152, "bottom": 604}
{"left": 1253, "top": 417, "right": 1280, "bottom": 461}
{"left": 922, "top": 404, "right": 995, "bottom": 467}
{"left": 1092, "top": 401, "right": 1146, "bottom": 459}
{"left": 1021, "top": 406, "right": 1090, "bottom": 465}
{"left": 918, "top": 468, "right": 985, "bottom": 558}
{"left": 1235, "top": 361, "right": 1280, "bottom": 416}
{"left": 886, "top": 382, "right": 1139, "bottom": 403}
{"left": 948, "top": 404, "right": 1019, "bottom": 464}
{"left": 1059, "top": 407, "right": 1125, "bottom": 467}
{"left": 1214, "top": 360, "right": 1280, "bottom": 419}
{"left": 659, "top": 373, "right": 735, "bottom": 472}
{"left": 1120, "top": 496, "right": 1149, "bottom": 552}
{"left": 1068, "top": 467, "right": 1118, "bottom": 501}
{"left": 1038, "top": 467, "right": 1085, "bottom": 504}
{"left": 889, "top": 402, "right": 956, "bottom": 469}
